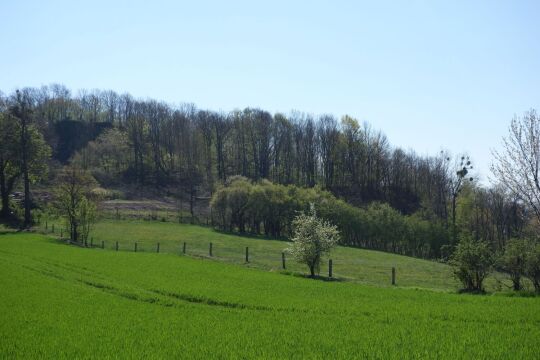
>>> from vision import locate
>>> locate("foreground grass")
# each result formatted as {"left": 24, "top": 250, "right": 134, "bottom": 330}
{"left": 1, "top": 232, "right": 539, "bottom": 359}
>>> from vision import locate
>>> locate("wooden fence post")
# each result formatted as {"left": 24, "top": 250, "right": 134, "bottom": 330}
{"left": 282, "top": 252, "right": 286, "bottom": 269}
{"left": 209, "top": 242, "right": 213, "bottom": 257}
{"left": 183, "top": 242, "right": 186, "bottom": 254}
{"left": 101, "top": 240, "right": 104, "bottom": 249}
{"left": 392, "top": 267, "right": 396, "bottom": 285}
{"left": 157, "top": 242, "right": 160, "bottom": 253}
{"left": 52, "top": 224, "right": 55, "bottom": 233}
{"left": 245, "top": 247, "right": 249, "bottom": 263}
{"left": 115, "top": 241, "right": 118, "bottom": 251}
{"left": 90, "top": 237, "right": 93, "bottom": 247}
{"left": 134, "top": 242, "right": 137, "bottom": 252}
{"left": 329, "top": 259, "right": 333, "bottom": 278}
{"left": 45, "top": 221, "right": 48, "bottom": 230}
{"left": 60, "top": 229, "right": 63, "bottom": 238}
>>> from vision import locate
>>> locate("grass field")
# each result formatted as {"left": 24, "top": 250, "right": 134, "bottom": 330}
{"left": 42, "top": 219, "right": 460, "bottom": 290}
{"left": 64, "top": 219, "right": 518, "bottom": 292}
{"left": 0, "top": 231, "right": 539, "bottom": 359}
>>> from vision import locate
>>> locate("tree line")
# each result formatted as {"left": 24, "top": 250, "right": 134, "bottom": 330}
{"left": 211, "top": 176, "right": 448, "bottom": 258}
{"left": 0, "top": 85, "right": 535, "bottom": 265}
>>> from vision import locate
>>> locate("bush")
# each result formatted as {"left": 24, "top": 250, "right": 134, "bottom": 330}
{"left": 525, "top": 241, "right": 540, "bottom": 293}
{"left": 498, "top": 238, "right": 529, "bottom": 291}
{"left": 450, "top": 235, "right": 493, "bottom": 292}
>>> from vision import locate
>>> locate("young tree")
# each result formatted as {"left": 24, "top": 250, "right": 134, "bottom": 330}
{"left": 450, "top": 235, "right": 493, "bottom": 292}
{"left": 55, "top": 166, "right": 97, "bottom": 244}
{"left": 499, "top": 238, "right": 529, "bottom": 291}
{"left": 492, "top": 110, "right": 540, "bottom": 225}
{"left": 77, "top": 196, "right": 97, "bottom": 244}
{"left": 287, "top": 204, "right": 340, "bottom": 277}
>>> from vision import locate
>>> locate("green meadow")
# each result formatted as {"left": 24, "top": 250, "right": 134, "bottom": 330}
{"left": 83, "top": 220, "right": 513, "bottom": 291}
{"left": 1, "top": 229, "right": 539, "bottom": 359}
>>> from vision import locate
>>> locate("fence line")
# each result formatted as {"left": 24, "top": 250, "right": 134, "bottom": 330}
{"left": 37, "top": 221, "right": 406, "bottom": 286}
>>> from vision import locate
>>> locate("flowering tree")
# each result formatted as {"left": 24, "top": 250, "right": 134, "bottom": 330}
{"left": 287, "top": 205, "right": 340, "bottom": 277}
{"left": 492, "top": 110, "right": 540, "bottom": 225}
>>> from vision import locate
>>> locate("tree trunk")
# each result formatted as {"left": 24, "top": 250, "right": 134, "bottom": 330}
{"left": 73, "top": 223, "right": 78, "bottom": 243}
{"left": 0, "top": 163, "right": 9, "bottom": 218}
{"left": 451, "top": 194, "right": 457, "bottom": 245}
{"left": 21, "top": 119, "right": 31, "bottom": 228}
{"left": 189, "top": 184, "right": 195, "bottom": 224}
{"left": 512, "top": 275, "right": 521, "bottom": 291}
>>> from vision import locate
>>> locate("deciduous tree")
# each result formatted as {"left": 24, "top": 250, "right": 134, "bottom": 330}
{"left": 54, "top": 166, "right": 97, "bottom": 244}
{"left": 492, "top": 110, "right": 540, "bottom": 226}
{"left": 287, "top": 205, "right": 340, "bottom": 277}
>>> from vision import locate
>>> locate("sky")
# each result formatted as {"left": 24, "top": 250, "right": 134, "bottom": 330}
{"left": 1, "top": 0, "right": 539, "bottom": 183}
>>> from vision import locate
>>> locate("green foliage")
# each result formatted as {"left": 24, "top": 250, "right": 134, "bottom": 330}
{"left": 1, "top": 232, "right": 539, "bottom": 358}
{"left": 287, "top": 205, "right": 340, "bottom": 276}
{"left": 211, "top": 178, "right": 449, "bottom": 258}
{"left": 0, "top": 113, "right": 50, "bottom": 221}
{"left": 524, "top": 241, "right": 540, "bottom": 292}
{"left": 0, "top": 112, "right": 21, "bottom": 176}
{"left": 450, "top": 235, "right": 494, "bottom": 292}
{"left": 25, "top": 124, "right": 51, "bottom": 183}
{"left": 77, "top": 197, "right": 97, "bottom": 243}
{"left": 54, "top": 166, "right": 98, "bottom": 243}
{"left": 499, "top": 238, "right": 529, "bottom": 291}
{"left": 86, "top": 220, "right": 465, "bottom": 290}
{"left": 71, "top": 128, "right": 130, "bottom": 185}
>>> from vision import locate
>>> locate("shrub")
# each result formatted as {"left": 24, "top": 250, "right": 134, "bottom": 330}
{"left": 498, "top": 238, "right": 529, "bottom": 291}
{"left": 525, "top": 241, "right": 540, "bottom": 293}
{"left": 450, "top": 235, "right": 493, "bottom": 292}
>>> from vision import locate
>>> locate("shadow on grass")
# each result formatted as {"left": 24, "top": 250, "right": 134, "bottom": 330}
{"left": 211, "top": 227, "right": 291, "bottom": 243}
{"left": 456, "top": 289, "right": 488, "bottom": 295}
{"left": 456, "top": 288, "right": 540, "bottom": 297}
{"left": 493, "top": 290, "right": 539, "bottom": 298}
{"left": 279, "top": 270, "right": 344, "bottom": 282}
{"left": 0, "top": 229, "right": 17, "bottom": 235}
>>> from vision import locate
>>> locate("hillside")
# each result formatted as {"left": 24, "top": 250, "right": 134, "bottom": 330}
{"left": 36, "top": 219, "right": 518, "bottom": 292}
{"left": 1, "top": 232, "right": 538, "bottom": 359}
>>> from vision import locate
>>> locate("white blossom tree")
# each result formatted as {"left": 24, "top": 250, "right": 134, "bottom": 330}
{"left": 287, "top": 204, "right": 340, "bottom": 277}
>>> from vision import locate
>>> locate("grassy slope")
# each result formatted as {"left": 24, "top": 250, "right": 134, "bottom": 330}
{"left": 85, "top": 219, "right": 516, "bottom": 291}
{"left": 1, "top": 232, "right": 539, "bottom": 359}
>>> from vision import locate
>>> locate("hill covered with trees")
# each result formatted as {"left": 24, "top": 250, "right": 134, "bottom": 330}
{"left": 0, "top": 84, "right": 531, "bottom": 260}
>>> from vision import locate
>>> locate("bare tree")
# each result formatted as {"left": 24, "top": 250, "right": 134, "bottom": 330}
{"left": 492, "top": 110, "right": 540, "bottom": 225}
{"left": 448, "top": 154, "right": 474, "bottom": 244}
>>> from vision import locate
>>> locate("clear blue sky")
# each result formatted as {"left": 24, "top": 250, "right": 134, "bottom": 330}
{"left": 1, "top": 0, "right": 539, "bottom": 183}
